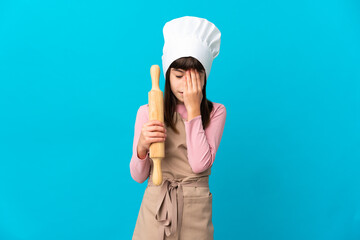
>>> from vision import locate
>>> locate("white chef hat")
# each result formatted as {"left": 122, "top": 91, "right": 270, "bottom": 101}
{"left": 161, "top": 16, "right": 221, "bottom": 80}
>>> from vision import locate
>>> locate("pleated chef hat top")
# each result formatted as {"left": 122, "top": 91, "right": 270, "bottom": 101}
{"left": 161, "top": 16, "right": 221, "bottom": 80}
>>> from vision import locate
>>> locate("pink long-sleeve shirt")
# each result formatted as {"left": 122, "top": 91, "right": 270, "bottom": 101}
{"left": 130, "top": 102, "right": 226, "bottom": 183}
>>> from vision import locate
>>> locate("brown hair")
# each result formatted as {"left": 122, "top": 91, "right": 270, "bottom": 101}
{"left": 164, "top": 56, "right": 214, "bottom": 134}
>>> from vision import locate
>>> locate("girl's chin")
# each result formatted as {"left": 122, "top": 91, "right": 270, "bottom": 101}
{"left": 176, "top": 98, "right": 184, "bottom": 103}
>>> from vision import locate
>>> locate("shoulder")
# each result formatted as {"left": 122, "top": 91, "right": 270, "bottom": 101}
{"left": 136, "top": 104, "right": 149, "bottom": 118}
{"left": 138, "top": 103, "right": 149, "bottom": 112}
{"left": 210, "top": 102, "right": 226, "bottom": 118}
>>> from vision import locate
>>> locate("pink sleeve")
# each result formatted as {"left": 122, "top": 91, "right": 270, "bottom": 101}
{"left": 129, "top": 105, "right": 151, "bottom": 183}
{"left": 184, "top": 104, "right": 227, "bottom": 174}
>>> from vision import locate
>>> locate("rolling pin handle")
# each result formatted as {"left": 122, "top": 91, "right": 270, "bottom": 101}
{"left": 150, "top": 65, "right": 161, "bottom": 91}
{"left": 152, "top": 157, "right": 163, "bottom": 186}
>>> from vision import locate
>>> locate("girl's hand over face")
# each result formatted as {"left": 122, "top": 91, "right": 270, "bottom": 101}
{"left": 183, "top": 69, "right": 203, "bottom": 113}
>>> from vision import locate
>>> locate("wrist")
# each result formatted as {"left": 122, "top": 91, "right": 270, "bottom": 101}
{"left": 187, "top": 106, "right": 200, "bottom": 115}
{"left": 187, "top": 109, "right": 201, "bottom": 121}
{"left": 137, "top": 140, "right": 149, "bottom": 159}
{"left": 137, "top": 146, "right": 148, "bottom": 159}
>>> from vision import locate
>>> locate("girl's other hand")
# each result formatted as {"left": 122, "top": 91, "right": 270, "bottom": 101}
{"left": 183, "top": 69, "right": 203, "bottom": 113}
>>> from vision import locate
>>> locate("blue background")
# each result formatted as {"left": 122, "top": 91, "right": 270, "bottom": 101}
{"left": 0, "top": 0, "right": 359, "bottom": 239}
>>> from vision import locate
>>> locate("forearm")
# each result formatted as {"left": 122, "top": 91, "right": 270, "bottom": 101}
{"left": 184, "top": 104, "right": 227, "bottom": 174}
{"left": 130, "top": 105, "right": 151, "bottom": 183}
{"left": 130, "top": 140, "right": 150, "bottom": 183}
{"left": 184, "top": 116, "right": 214, "bottom": 173}
{"left": 130, "top": 153, "right": 150, "bottom": 183}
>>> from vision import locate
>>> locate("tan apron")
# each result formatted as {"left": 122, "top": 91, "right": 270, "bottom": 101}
{"left": 132, "top": 111, "right": 214, "bottom": 240}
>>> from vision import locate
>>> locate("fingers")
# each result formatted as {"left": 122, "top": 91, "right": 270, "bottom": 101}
{"left": 147, "top": 130, "right": 167, "bottom": 139}
{"left": 185, "top": 69, "right": 202, "bottom": 92}
{"left": 145, "top": 120, "right": 165, "bottom": 127}
{"left": 145, "top": 121, "right": 166, "bottom": 133}
{"left": 143, "top": 130, "right": 167, "bottom": 143}
{"left": 195, "top": 70, "right": 202, "bottom": 91}
{"left": 190, "top": 69, "right": 197, "bottom": 91}
{"left": 147, "top": 125, "right": 166, "bottom": 133}
{"left": 142, "top": 120, "right": 167, "bottom": 142}
{"left": 185, "top": 70, "right": 191, "bottom": 92}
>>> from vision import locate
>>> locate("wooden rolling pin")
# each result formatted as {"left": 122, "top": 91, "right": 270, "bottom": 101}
{"left": 148, "top": 65, "right": 165, "bottom": 186}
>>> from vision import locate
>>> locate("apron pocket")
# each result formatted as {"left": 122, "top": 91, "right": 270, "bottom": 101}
{"left": 180, "top": 191, "right": 214, "bottom": 240}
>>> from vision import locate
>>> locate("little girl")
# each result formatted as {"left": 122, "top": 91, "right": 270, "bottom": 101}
{"left": 130, "top": 16, "right": 226, "bottom": 240}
